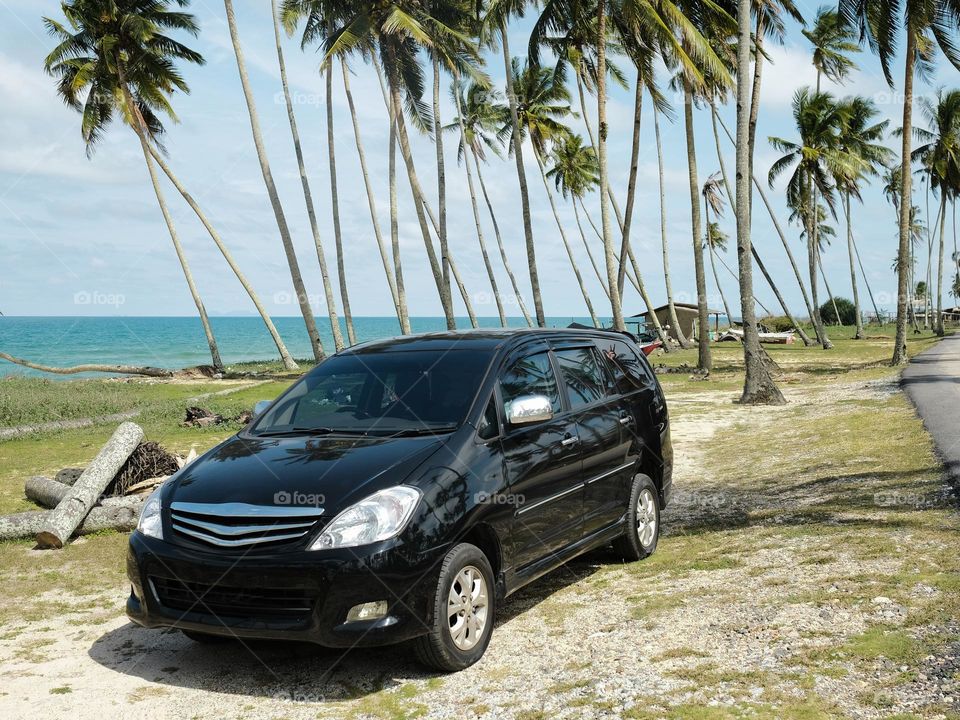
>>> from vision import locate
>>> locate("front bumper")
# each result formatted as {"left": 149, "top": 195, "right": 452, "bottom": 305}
{"left": 125, "top": 531, "right": 447, "bottom": 648}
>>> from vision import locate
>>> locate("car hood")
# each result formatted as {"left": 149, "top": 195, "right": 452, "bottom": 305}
{"left": 165, "top": 432, "right": 445, "bottom": 515}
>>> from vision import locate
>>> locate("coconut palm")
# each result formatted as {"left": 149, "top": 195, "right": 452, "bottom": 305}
{"left": 912, "top": 89, "right": 960, "bottom": 336}
{"left": 272, "top": 0, "right": 346, "bottom": 351}
{"left": 43, "top": 0, "right": 226, "bottom": 372}
{"left": 835, "top": 96, "right": 893, "bottom": 338}
{"left": 451, "top": 80, "right": 533, "bottom": 325}
{"left": 803, "top": 6, "right": 860, "bottom": 92}
{"left": 840, "top": 0, "right": 960, "bottom": 363}
{"left": 223, "top": 0, "right": 325, "bottom": 360}
{"left": 769, "top": 89, "right": 858, "bottom": 349}
{"left": 702, "top": 173, "right": 734, "bottom": 326}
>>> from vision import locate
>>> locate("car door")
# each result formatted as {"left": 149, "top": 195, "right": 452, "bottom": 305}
{"left": 500, "top": 347, "right": 584, "bottom": 569}
{"left": 554, "top": 344, "right": 632, "bottom": 535}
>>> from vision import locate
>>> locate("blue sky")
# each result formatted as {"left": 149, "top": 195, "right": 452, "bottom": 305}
{"left": 1, "top": 0, "right": 957, "bottom": 320}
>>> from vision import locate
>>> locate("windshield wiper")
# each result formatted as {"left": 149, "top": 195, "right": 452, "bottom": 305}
{"left": 383, "top": 426, "right": 458, "bottom": 438}
{"left": 253, "top": 426, "right": 367, "bottom": 437}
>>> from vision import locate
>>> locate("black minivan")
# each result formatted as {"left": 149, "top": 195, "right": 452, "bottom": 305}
{"left": 127, "top": 329, "right": 673, "bottom": 671}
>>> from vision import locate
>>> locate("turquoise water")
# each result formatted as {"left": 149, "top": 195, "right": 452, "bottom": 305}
{"left": 0, "top": 316, "right": 606, "bottom": 378}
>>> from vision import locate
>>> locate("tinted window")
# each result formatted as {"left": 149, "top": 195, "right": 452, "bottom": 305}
{"left": 554, "top": 347, "right": 609, "bottom": 409}
{"left": 500, "top": 352, "right": 562, "bottom": 416}
{"left": 252, "top": 349, "right": 492, "bottom": 435}
{"left": 477, "top": 395, "right": 500, "bottom": 440}
{"left": 597, "top": 339, "right": 654, "bottom": 394}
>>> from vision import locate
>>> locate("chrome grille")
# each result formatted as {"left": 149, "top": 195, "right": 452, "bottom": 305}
{"left": 169, "top": 502, "right": 324, "bottom": 548}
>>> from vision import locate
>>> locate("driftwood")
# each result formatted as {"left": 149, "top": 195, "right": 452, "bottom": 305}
{"left": 122, "top": 476, "right": 169, "bottom": 496}
{"left": 24, "top": 477, "right": 70, "bottom": 509}
{"left": 0, "top": 351, "right": 172, "bottom": 378}
{"left": 36, "top": 422, "right": 144, "bottom": 549}
{"left": 0, "top": 496, "right": 145, "bottom": 542}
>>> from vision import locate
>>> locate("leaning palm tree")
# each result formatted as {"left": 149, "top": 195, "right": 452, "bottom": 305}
{"left": 43, "top": 0, "right": 224, "bottom": 372}
{"left": 835, "top": 95, "right": 893, "bottom": 339}
{"left": 272, "top": 0, "right": 346, "bottom": 351}
{"left": 223, "top": 0, "right": 325, "bottom": 360}
{"left": 506, "top": 60, "right": 599, "bottom": 325}
{"left": 840, "top": 0, "right": 960, "bottom": 364}
{"left": 702, "top": 173, "right": 734, "bottom": 326}
{"left": 911, "top": 89, "right": 960, "bottom": 336}
{"left": 769, "top": 89, "right": 857, "bottom": 349}
{"left": 803, "top": 6, "right": 860, "bottom": 92}
{"left": 451, "top": 80, "right": 533, "bottom": 325}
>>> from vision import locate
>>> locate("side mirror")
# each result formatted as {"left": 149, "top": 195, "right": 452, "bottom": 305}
{"left": 252, "top": 400, "right": 272, "bottom": 419}
{"left": 506, "top": 394, "right": 554, "bottom": 426}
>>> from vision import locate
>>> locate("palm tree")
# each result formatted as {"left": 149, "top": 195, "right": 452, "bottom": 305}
{"left": 840, "top": 0, "right": 960, "bottom": 364}
{"left": 452, "top": 81, "right": 533, "bottom": 325}
{"left": 223, "top": 0, "right": 327, "bottom": 361}
{"left": 769, "top": 89, "right": 856, "bottom": 349}
{"left": 507, "top": 60, "right": 599, "bottom": 325}
{"left": 803, "top": 6, "right": 859, "bottom": 92}
{"left": 449, "top": 79, "right": 507, "bottom": 326}
{"left": 43, "top": 0, "right": 225, "bottom": 372}
{"left": 485, "top": 0, "right": 546, "bottom": 326}
{"left": 836, "top": 96, "right": 893, "bottom": 338}
{"left": 702, "top": 173, "right": 734, "bottom": 325}
{"left": 272, "top": 0, "right": 346, "bottom": 351}
{"left": 912, "top": 89, "right": 960, "bottom": 336}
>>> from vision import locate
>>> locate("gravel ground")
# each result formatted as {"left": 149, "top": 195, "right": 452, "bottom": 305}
{"left": 0, "top": 376, "right": 956, "bottom": 720}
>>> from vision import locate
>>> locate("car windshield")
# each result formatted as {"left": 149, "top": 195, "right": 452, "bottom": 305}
{"left": 250, "top": 348, "right": 493, "bottom": 437}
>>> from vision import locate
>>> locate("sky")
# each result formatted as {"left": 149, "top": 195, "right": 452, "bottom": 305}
{"left": 1, "top": 0, "right": 958, "bottom": 321}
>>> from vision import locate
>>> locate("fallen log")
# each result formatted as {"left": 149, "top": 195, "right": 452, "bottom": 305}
{"left": 56, "top": 468, "right": 84, "bottom": 486}
{"left": 0, "top": 351, "right": 172, "bottom": 378}
{"left": 25, "top": 476, "right": 70, "bottom": 509}
{"left": 36, "top": 422, "right": 144, "bottom": 549}
{"left": 0, "top": 497, "right": 145, "bottom": 542}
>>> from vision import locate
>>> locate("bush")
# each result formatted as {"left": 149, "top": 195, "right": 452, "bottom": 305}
{"left": 819, "top": 297, "right": 858, "bottom": 326}
{"left": 762, "top": 315, "right": 797, "bottom": 332}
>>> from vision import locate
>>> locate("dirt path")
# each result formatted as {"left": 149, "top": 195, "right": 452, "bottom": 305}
{"left": 0, "top": 376, "right": 954, "bottom": 719}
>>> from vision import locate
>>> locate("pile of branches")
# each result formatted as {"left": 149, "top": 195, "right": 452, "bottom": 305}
{"left": 108, "top": 441, "right": 181, "bottom": 495}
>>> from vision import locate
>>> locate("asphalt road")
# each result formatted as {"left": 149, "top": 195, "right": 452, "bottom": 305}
{"left": 902, "top": 332, "right": 960, "bottom": 483}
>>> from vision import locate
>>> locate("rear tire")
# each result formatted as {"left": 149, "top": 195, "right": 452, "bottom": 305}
{"left": 412, "top": 543, "right": 495, "bottom": 672}
{"left": 181, "top": 629, "right": 232, "bottom": 644}
{"left": 612, "top": 474, "right": 660, "bottom": 561}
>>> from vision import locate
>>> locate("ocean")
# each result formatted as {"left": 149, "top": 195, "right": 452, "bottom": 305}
{"left": 0, "top": 316, "right": 609, "bottom": 378}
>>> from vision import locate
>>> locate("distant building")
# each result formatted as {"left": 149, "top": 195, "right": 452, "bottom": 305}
{"left": 633, "top": 303, "right": 725, "bottom": 342}
{"left": 943, "top": 307, "right": 960, "bottom": 326}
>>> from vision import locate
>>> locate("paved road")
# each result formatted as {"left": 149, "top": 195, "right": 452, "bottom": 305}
{"left": 903, "top": 332, "right": 960, "bottom": 483}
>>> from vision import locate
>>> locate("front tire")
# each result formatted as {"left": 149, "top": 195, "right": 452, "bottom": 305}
{"left": 612, "top": 474, "right": 660, "bottom": 561}
{"left": 413, "top": 543, "right": 495, "bottom": 672}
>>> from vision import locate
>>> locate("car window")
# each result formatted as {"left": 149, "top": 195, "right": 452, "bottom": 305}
{"left": 554, "top": 347, "right": 609, "bottom": 409}
{"left": 597, "top": 339, "right": 654, "bottom": 394}
{"left": 476, "top": 395, "right": 500, "bottom": 440}
{"left": 500, "top": 351, "right": 562, "bottom": 418}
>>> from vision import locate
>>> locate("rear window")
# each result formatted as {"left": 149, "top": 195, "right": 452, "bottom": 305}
{"left": 597, "top": 339, "right": 654, "bottom": 394}
{"left": 554, "top": 347, "right": 610, "bottom": 409}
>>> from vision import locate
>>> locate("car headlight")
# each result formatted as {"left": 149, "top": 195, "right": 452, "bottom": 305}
{"left": 136, "top": 490, "right": 163, "bottom": 540}
{"left": 310, "top": 486, "right": 420, "bottom": 550}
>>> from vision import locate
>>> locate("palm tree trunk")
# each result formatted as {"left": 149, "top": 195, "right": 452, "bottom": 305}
{"left": 892, "top": 30, "right": 917, "bottom": 365}
{"left": 342, "top": 57, "right": 405, "bottom": 332}
{"left": 271, "top": 1, "right": 344, "bottom": 353}
{"left": 501, "top": 21, "right": 545, "bottom": 326}
{"left": 817, "top": 253, "right": 841, "bottom": 326}
{"left": 617, "top": 70, "right": 643, "bottom": 301}
{"left": 937, "top": 192, "right": 947, "bottom": 336}
{"left": 325, "top": 56, "right": 355, "bottom": 345}
{"left": 224, "top": 0, "right": 324, "bottom": 360}
{"left": 735, "top": 0, "right": 784, "bottom": 403}
{"left": 807, "top": 180, "right": 832, "bottom": 347}
{"left": 852, "top": 233, "right": 881, "bottom": 323}
{"left": 453, "top": 84, "right": 507, "bottom": 326}
{"left": 574, "top": 199, "right": 611, "bottom": 299}
{"left": 433, "top": 56, "right": 451, "bottom": 302}
{"left": 534, "top": 152, "right": 599, "bottom": 325}
{"left": 684, "top": 81, "right": 712, "bottom": 370}
{"left": 596, "top": 1, "right": 624, "bottom": 330}
{"left": 147, "top": 146, "right": 296, "bottom": 370}
{"left": 845, "top": 192, "right": 865, "bottom": 338}
{"left": 473, "top": 148, "right": 532, "bottom": 326}
{"left": 386, "top": 74, "right": 455, "bottom": 329}
{"left": 746, "top": 16, "right": 765, "bottom": 220}
{"left": 388, "top": 98, "right": 410, "bottom": 334}
{"left": 715, "top": 113, "right": 819, "bottom": 337}
{"left": 654, "top": 108, "right": 691, "bottom": 348}
{"left": 448, "top": 254, "right": 478, "bottom": 328}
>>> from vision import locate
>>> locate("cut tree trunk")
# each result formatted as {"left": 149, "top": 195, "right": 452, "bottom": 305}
{"left": 0, "top": 353, "right": 171, "bottom": 377}
{"left": 25, "top": 477, "right": 69, "bottom": 509}
{"left": 35, "top": 422, "right": 144, "bottom": 549}
{"left": 0, "top": 497, "right": 145, "bottom": 543}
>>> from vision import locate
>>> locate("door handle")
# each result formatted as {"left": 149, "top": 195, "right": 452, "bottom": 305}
{"left": 560, "top": 435, "right": 579, "bottom": 447}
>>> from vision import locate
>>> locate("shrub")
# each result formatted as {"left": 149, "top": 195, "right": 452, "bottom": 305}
{"left": 762, "top": 315, "right": 797, "bottom": 332}
{"left": 819, "top": 297, "right": 858, "bottom": 326}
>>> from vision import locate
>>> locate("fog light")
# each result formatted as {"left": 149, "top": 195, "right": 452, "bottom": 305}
{"left": 346, "top": 600, "right": 388, "bottom": 622}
